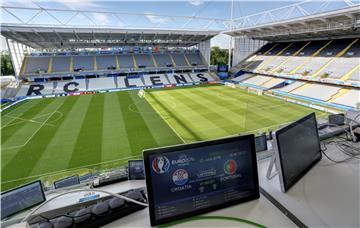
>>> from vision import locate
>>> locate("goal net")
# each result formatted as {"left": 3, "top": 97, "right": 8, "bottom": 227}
{"left": 138, "top": 89, "right": 146, "bottom": 98}
{"left": 224, "top": 82, "right": 236, "bottom": 89}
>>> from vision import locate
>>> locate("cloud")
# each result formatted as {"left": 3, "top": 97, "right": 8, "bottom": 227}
{"left": 188, "top": 0, "right": 204, "bottom": 6}
{"left": 145, "top": 14, "right": 170, "bottom": 25}
{"left": 91, "top": 12, "right": 109, "bottom": 25}
{"left": 33, "top": 0, "right": 105, "bottom": 11}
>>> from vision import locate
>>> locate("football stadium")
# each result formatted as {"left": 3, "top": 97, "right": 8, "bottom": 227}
{"left": 0, "top": 1, "right": 359, "bottom": 227}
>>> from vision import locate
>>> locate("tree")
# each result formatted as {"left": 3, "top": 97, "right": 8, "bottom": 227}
{"left": 211, "top": 46, "right": 228, "bottom": 66}
{"left": 1, "top": 53, "right": 15, "bottom": 76}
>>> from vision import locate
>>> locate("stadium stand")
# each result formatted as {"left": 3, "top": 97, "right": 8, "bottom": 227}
{"left": 261, "top": 77, "right": 285, "bottom": 89}
{"left": 233, "top": 73, "right": 359, "bottom": 109}
{"left": 278, "top": 81, "right": 305, "bottom": 92}
{"left": 88, "top": 77, "right": 117, "bottom": 90}
{"left": 118, "top": 76, "right": 144, "bottom": 88}
{"left": 171, "top": 53, "right": 189, "bottom": 67}
{"left": 241, "top": 75, "right": 272, "bottom": 86}
{"left": 189, "top": 72, "right": 214, "bottom": 82}
{"left": 135, "top": 54, "right": 154, "bottom": 68}
{"left": 234, "top": 38, "right": 360, "bottom": 83}
{"left": 96, "top": 55, "right": 117, "bottom": 71}
{"left": 52, "top": 56, "right": 71, "bottom": 73}
{"left": 73, "top": 56, "right": 94, "bottom": 71}
{"left": 118, "top": 54, "right": 135, "bottom": 69}
{"left": 330, "top": 89, "right": 360, "bottom": 108}
{"left": 167, "top": 73, "right": 194, "bottom": 84}
{"left": 291, "top": 83, "right": 340, "bottom": 101}
{"left": 20, "top": 52, "right": 207, "bottom": 78}
{"left": 143, "top": 74, "right": 169, "bottom": 86}
{"left": 13, "top": 72, "right": 216, "bottom": 97}
{"left": 185, "top": 52, "right": 205, "bottom": 66}
{"left": 24, "top": 56, "right": 49, "bottom": 74}
{"left": 153, "top": 53, "right": 173, "bottom": 67}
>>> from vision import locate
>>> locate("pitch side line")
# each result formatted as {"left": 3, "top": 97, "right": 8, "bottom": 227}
{"left": 2, "top": 103, "right": 64, "bottom": 151}
{"left": 1, "top": 155, "right": 141, "bottom": 184}
{"left": 1, "top": 113, "right": 24, "bottom": 128}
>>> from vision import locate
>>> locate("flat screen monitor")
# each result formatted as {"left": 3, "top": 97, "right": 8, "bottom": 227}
{"left": 128, "top": 160, "right": 145, "bottom": 180}
{"left": 274, "top": 112, "right": 322, "bottom": 192}
{"left": 1, "top": 180, "right": 46, "bottom": 219}
{"left": 255, "top": 135, "right": 268, "bottom": 152}
{"left": 143, "top": 135, "right": 259, "bottom": 226}
{"left": 54, "top": 175, "right": 80, "bottom": 189}
{"left": 328, "top": 113, "right": 345, "bottom": 126}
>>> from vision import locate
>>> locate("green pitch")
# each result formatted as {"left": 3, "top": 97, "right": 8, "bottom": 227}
{"left": 1, "top": 85, "right": 327, "bottom": 190}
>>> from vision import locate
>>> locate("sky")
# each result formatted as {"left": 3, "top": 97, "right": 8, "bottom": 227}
{"left": 0, "top": 0, "right": 354, "bottom": 50}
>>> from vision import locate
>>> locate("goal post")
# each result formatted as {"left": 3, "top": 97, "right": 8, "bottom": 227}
{"left": 247, "top": 87, "right": 263, "bottom": 95}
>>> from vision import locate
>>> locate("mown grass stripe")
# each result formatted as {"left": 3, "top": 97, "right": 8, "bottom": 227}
{"left": 1, "top": 100, "right": 33, "bottom": 126}
{"left": 185, "top": 89, "right": 249, "bottom": 129}
{"left": 129, "top": 91, "right": 183, "bottom": 146}
{"left": 170, "top": 89, "right": 236, "bottom": 138}
{"left": 117, "top": 91, "right": 158, "bottom": 156}
{"left": 28, "top": 96, "right": 84, "bottom": 177}
{"left": 1, "top": 99, "right": 56, "bottom": 145}
{"left": 101, "top": 92, "right": 132, "bottom": 162}
{"left": 1, "top": 98, "right": 67, "bottom": 189}
{"left": 147, "top": 91, "right": 203, "bottom": 142}
{"left": 68, "top": 94, "right": 104, "bottom": 168}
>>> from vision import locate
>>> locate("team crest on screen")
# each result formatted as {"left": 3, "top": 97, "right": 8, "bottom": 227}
{"left": 224, "top": 160, "right": 237, "bottom": 175}
{"left": 152, "top": 156, "right": 170, "bottom": 174}
{"left": 172, "top": 169, "right": 189, "bottom": 186}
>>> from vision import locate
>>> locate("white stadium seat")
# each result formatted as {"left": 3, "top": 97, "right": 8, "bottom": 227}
{"left": 167, "top": 73, "right": 194, "bottom": 84}
{"left": 143, "top": 74, "right": 170, "bottom": 86}
{"left": 189, "top": 72, "right": 214, "bottom": 82}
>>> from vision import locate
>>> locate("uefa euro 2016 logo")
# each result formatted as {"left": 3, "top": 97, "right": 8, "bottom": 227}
{"left": 152, "top": 156, "right": 170, "bottom": 174}
{"left": 172, "top": 169, "right": 189, "bottom": 186}
{"left": 224, "top": 160, "right": 237, "bottom": 175}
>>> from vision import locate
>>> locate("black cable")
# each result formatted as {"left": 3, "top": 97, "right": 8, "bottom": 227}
{"left": 321, "top": 134, "right": 360, "bottom": 163}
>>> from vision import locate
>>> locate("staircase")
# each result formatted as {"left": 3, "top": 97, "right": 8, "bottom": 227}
{"left": 327, "top": 88, "right": 350, "bottom": 102}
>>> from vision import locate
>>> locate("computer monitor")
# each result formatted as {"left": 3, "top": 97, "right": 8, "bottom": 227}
{"left": 143, "top": 135, "right": 259, "bottom": 226}
{"left": 128, "top": 160, "right": 145, "bottom": 180}
{"left": 255, "top": 134, "right": 268, "bottom": 152}
{"left": 273, "top": 112, "right": 322, "bottom": 192}
{"left": 54, "top": 175, "right": 80, "bottom": 189}
{"left": 328, "top": 113, "right": 345, "bottom": 126}
{"left": 1, "top": 180, "right": 46, "bottom": 219}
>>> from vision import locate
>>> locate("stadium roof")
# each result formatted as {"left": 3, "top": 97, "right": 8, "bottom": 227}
{"left": 225, "top": 5, "right": 360, "bottom": 42}
{"left": 0, "top": 24, "right": 219, "bottom": 49}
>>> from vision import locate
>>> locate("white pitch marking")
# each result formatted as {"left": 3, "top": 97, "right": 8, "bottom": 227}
{"left": 144, "top": 95, "right": 186, "bottom": 143}
{"left": 2, "top": 115, "right": 55, "bottom": 128}
{"left": 2, "top": 103, "right": 64, "bottom": 151}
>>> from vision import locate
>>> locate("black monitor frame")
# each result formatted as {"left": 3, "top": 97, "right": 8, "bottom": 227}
{"left": 53, "top": 175, "right": 80, "bottom": 189}
{"left": 143, "top": 134, "right": 259, "bottom": 226}
{"left": 1, "top": 180, "right": 46, "bottom": 220}
{"left": 274, "top": 112, "right": 322, "bottom": 192}
{"left": 128, "top": 159, "right": 145, "bottom": 180}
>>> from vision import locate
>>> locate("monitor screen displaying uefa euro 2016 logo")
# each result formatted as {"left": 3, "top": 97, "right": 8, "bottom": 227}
{"left": 152, "top": 156, "right": 170, "bottom": 174}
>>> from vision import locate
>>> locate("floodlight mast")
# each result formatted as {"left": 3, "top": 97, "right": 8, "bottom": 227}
{"left": 228, "top": 0, "right": 234, "bottom": 68}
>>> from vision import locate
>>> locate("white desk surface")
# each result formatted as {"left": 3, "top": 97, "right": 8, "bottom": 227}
{"left": 5, "top": 180, "right": 295, "bottom": 228}
{"left": 258, "top": 143, "right": 360, "bottom": 227}
{"left": 103, "top": 191, "right": 295, "bottom": 227}
{"left": 43, "top": 180, "right": 295, "bottom": 227}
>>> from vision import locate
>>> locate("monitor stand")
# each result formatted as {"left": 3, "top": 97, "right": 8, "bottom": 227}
{"left": 266, "top": 151, "right": 279, "bottom": 180}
